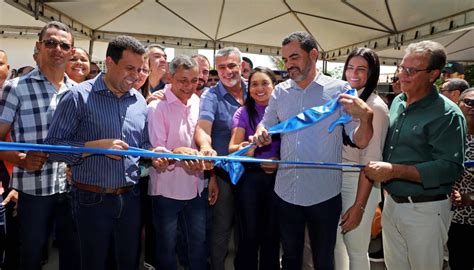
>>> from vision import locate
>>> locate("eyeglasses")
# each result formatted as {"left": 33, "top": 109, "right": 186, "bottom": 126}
{"left": 42, "top": 39, "right": 72, "bottom": 51}
{"left": 397, "top": 66, "right": 431, "bottom": 76}
{"left": 462, "top": 98, "right": 474, "bottom": 107}
{"left": 391, "top": 76, "right": 399, "bottom": 83}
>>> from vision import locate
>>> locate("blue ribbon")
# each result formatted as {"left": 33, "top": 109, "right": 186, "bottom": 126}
{"left": 0, "top": 89, "right": 361, "bottom": 184}
{"left": 0, "top": 141, "right": 365, "bottom": 167}
{"left": 217, "top": 88, "right": 357, "bottom": 184}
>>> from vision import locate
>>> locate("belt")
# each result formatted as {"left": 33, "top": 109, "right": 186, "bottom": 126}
{"left": 73, "top": 182, "right": 133, "bottom": 195}
{"left": 391, "top": 194, "right": 449, "bottom": 204}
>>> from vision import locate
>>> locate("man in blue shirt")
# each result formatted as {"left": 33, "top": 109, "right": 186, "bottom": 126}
{"left": 194, "top": 47, "right": 247, "bottom": 270}
{"left": 46, "top": 35, "right": 158, "bottom": 270}
{"left": 252, "top": 31, "right": 374, "bottom": 270}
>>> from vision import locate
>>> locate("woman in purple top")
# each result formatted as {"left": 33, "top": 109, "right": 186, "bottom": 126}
{"left": 229, "top": 67, "right": 281, "bottom": 270}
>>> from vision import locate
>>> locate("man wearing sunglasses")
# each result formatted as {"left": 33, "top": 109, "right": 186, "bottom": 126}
{"left": 364, "top": 40, "right": 466, "bottom": 269}
{"left": 0, "top": 21, "right": 78, "bottom": 270}
{"left": 440, "top": 78, "right": 470, "bottom": 104}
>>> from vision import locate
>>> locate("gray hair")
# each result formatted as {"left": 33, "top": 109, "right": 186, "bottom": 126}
{"left": 405, "top": 40, "right": 446, "bottom": 71}
{"left": 215, "top": 47, "right": 242, "bottom": 62}
{"left": 169, "top": 55, "right": 198, "bottom": 76}
{"left": 445, "top": 78, "right": 470, "bottom": 93}
{"left": 282, "top": 31, "right": 317, "bottom": 53}
{"left": 458, "top": 87, "right": 474, "bottom": 100}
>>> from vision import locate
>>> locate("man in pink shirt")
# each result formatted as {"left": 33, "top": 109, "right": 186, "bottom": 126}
{"left": 147, "top": 55, "right": 207, "bottom": 270}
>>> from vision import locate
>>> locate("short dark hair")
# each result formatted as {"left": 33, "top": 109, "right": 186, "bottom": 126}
{"left": 106, "top": 35, "right": 145, "bottom": 63}
{"left": 342, "top": 47, "right": 380, "bottom": 102}
{"left": 282, "top": 31, "right": 317, "bottom": 53}
{"left": 242, "top": 56, "right": 253, "bottom": 69}
{"left": 38, "top": 21, "right": 74, "bottom": 45}
{"left": 209, "top": 69, "right": 218, "bottom": 76}
{"left": 445, "top": 78, "right": 470, "bottom": 93}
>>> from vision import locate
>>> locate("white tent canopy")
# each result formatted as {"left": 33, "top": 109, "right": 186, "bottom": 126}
{"left": 1, "top": 0, "right": 473, "bottom": 67}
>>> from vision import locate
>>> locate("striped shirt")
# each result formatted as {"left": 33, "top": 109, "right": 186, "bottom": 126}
{"left": 0, "top": 68, "right": 73, "bottom": 196}
{"left": 45, "top": 74, "right": 152, "bottom": 188}
{"left": 261, "top": 73, "right": 357, "bottom": 206}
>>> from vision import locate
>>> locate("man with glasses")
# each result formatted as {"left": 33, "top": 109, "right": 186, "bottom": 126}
{"left": 0, "top": 21, "right": 78, "bottom": 270}
{"left": 364, "top": 40, "right": 466, "bottom": 269}
{"left": 46, "top": 35, "right": 159, "bottom": 270}
{"left": 440, "top": 78, "right": 470, "bottom": 103}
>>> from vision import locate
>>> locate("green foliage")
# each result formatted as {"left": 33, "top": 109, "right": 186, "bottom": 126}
{"left": 328, "top": 66, "right": 343, "bottom": 80}
{"left": 268, "top": 56, "right": 285, "bottom": 70}
{"left": 464, "top": 64, "right": 474, "bottom": 87}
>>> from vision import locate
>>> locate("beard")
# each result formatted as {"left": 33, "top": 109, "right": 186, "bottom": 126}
{"left": 197, "top": 79, "right": 206, "bottom": 90}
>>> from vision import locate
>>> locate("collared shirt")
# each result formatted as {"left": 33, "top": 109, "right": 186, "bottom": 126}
{"left": 0, "top": 68, "right": 73, "bottom": 196}
{"left": 198, "top": 80, "right": 248, "bottom": 156}
{"left": 45, "top": 74, "right": 152, "bottom": 189}
{"left": 147, "top": 85, "right": 204, "bottom": 200}
{"left": 383, "top": 87, "right": 465, "bottom": 197}
{"left": 261, "top": 73, "right": 356, "bottom": 206}
{"left": 232, "top": 103, "right": 281, "bottom": 159}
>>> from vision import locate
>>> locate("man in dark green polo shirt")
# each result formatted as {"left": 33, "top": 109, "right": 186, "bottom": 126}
{"left": 364, "top": 40, "right": 466, "bottom": 270}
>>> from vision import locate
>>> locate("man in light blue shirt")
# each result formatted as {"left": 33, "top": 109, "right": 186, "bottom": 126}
{"left": 253, "top": 31, "right": 374, "bottom": 269}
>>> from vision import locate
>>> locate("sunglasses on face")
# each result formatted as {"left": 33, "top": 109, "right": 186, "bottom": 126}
{"left": 462, "top": 98, "right": 474, "bottom": 107}
{"left": 42, "top": 39, "right": 72, "bottom": 51}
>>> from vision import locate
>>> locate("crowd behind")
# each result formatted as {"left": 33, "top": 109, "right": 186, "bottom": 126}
{"left": 0, "top": 21, "right": 472, "bottom": 270}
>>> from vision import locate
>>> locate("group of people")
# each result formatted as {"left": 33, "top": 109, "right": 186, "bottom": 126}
{"left": 0, "top": 20, "right": 472, "bottom": 270}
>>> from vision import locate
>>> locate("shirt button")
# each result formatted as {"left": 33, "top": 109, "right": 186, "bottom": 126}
{"left": 402, "top": 113, "right": 406, "bottom": 116}
{"left": 395, "top": 129, "right": 399, "bottom": 132}
{"left": 297, "top": 141, "right": 300, "bottom": 145}
{"left": 390, "top": 146, "right": 394, "bottom": 149}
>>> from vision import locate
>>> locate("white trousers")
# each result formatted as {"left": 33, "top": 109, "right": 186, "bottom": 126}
{"left": 334, "top": 171, "right": 381, "bottom": 270}
{"left": 382, "top": 194, "right": 451, "bottom": 270}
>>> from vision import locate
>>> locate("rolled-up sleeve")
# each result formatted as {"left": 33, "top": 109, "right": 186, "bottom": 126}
{"left": 0, "top": 79, "right": 19, "bottom": 125}
{"left": 198, "top": 90, "right": 217, "bottom": 123}
{"left": 415, "top": 112, "right": 465, "bottom": 188}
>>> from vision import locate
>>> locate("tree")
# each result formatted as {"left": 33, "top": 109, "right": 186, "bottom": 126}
{"left": 269, "top": 56, "right": 285, "bottom": 71}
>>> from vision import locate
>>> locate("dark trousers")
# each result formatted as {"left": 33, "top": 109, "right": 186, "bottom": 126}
{"left": 448, "top": 222, "right": 474, "bottom": 270}
{"left": 151, "top": 195, "right": 207, "bottom": 270}
{"left": 71, "top": 185, "right": 141, "bottom": 270}
{"left": 211, "top": 171, "right": 236, "bottom": 270}
{"left": 234, "top": 169, "right": 280, "bottom": 270}
{"left": 177, "top": 187, "right": 213, "bottom": 268}
{"left": 17, "top": 191, "right": 79, "bottom": 270}
{"left": 139, "top": 176, "right": 155, "bottom": 266}
{"left": 278, "top": 194, "right": 342, "bottom": 270}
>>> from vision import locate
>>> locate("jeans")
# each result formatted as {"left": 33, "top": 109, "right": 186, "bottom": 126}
{"left": 151, "top": 195, "right": 207, "bottom": 270}
{"left": 71, "top": 185, "right": 141, "bottom": 270}
{"left": 234, "top": 168, "right": 280, "bottom": 270}
{"left": 278, "top": 194, "right": 341, "bottom": 270}
{"left": 17, "top": 191, "right": 79, "bottom": 270}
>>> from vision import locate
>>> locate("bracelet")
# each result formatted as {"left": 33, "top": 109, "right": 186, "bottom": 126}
{"left": 355, "top": 202, "right": 365, "bottom": 213}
